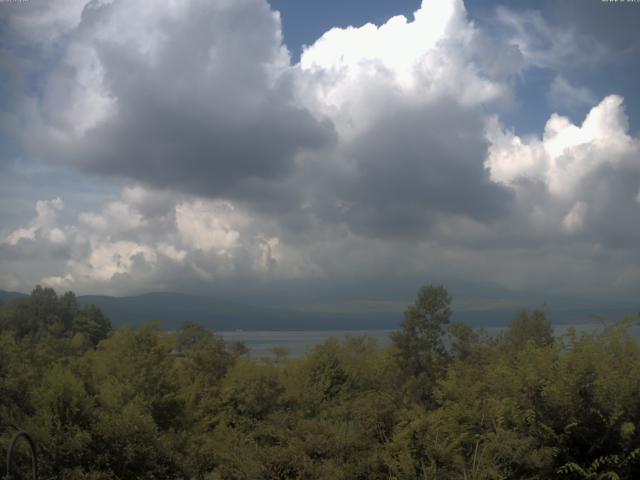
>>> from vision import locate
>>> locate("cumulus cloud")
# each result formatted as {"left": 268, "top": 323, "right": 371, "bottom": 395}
{"left": 299, "top": 0, "right": 509, "bottom": 114}
{"left": 5, "top": 0, "right": 517, "bottom": 234}
{"left": 20, "top": 0, "right": 334, "bottom": 200}
{"left": 487, "top": 95, "right": 640, "bottom": 246}
{"left": 175, "top": 201, "right": 241, "bottom": 254}
{"left": 1, "top": 0, "right": 639, "bottom": 301}
{"left": 79, "top": 201, "right": 145, "bottom": 234}
{"left": 290, "top": 0, "right": 516, "bottom": 235}
{"left": 0, "top": 187, "right": 319, "bottom": 294}
{"left": 487, "top": 95, "right": 638, "bottom": 194}
{"left": 2, "top": 198, "right": 65, "bottom": 246}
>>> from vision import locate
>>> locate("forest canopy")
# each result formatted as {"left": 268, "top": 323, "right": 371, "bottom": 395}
{"left": 1, "top": 285, "right": 639, "bottom": 479}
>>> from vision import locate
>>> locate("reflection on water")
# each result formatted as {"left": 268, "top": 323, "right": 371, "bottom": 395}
{"left": 219, "top": 322, "right": 633, "bottom": 357}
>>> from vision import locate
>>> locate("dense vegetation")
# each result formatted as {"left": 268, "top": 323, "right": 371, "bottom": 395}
{"left": 1, "top": 286, "right": 639, "bottom": 479}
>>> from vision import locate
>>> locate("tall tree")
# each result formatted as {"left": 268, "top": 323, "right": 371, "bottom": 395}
{"left": 391, "top": 284, "right": 452, "bottom": 403}
{"left": 504, "top": 308, "right": 554, "bottom": 352}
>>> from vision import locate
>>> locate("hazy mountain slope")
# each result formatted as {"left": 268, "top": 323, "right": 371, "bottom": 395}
{"left": 1, "top": 289, "right": 635, "bottom": 331}
{"left": 76, "top": 292, "right": 401, "bottom": 331}
{"left": 0, "top": 289, "right": 27, "bottom": 303}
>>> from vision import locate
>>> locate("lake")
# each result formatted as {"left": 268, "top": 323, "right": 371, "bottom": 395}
{"left": 219, "top": 329, "right": 394, "bottom": 357}
{"left": 219, "top": 322, "right": 630, "bottom": 357}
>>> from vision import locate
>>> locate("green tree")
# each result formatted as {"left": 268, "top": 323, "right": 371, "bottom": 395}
{"left": 448, "top": 322, "right": 482, "bottom": 361}
{"left": 72, "top": 305, "right": 111, "bottom": 346}
{"left": 504, "top": 308, "right": 554, "bottom": 353}
{"left": 391, "top": 284, "right": 452, "bottom": 403}
{"left": 0, "top": 286, "right": 111, "bottom": 345}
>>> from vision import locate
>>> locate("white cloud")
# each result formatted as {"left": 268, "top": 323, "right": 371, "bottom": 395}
{"left": 487, "top": 95, "right": 639, "bottom": 197}
{"left": 41, "top": 274, "right": 75, "bottom": 289}
{"left": 35, "top": 197, "right": 64, "bottom": 223}
{"left": 486, "top": 95, "right": 640, "bottom": 252}
{"left": 48, "top": 228, "right": 68, "bottom": 245}
{"left": 298, "top": 0, "right": 510, "bottom": 139}
{"left": 0, "top": 186, "right": 318, "bottom": 293}
{"left": 1, "top": 0, "right": 639, "bottom": 302}
{"left": 81, "top": 240, "right": 158, "bottom": 281}
{"left": 79, "top": 201, "right": 145, "bottom": 233}
{"left": 157, "top": 243, "right": 187, "bottom": 263}
{"left": 4, "top": 227, "right": 37, "bottom": 246}
{"left": 300, "top": 0, "right": 467, "bottom": 89}
{"left": 175, "top": 200, "right": 241, "bottom": 254}
{"left": 2, "top": 197, "right": 65, "bottom": 246}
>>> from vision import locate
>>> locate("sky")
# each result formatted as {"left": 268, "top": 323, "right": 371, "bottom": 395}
{"left": 0, "top": 0, "right": 639, "bottom": 309}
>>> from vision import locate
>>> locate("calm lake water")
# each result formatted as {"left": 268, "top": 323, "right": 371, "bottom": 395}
{"left": 220, "top": 329, "right": 394, "bottom": 357}
{"left": 219, "top": 323, "right": 629, "bottom": 357}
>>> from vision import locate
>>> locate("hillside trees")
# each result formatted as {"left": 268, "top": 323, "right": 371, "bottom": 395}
{"left": 2, "top": 285, "right": 640, "bottom": 479}
{"left": 504, "top": 308, "right": 554, "bottom": 352}
{"left": 0, "top": 286, "right": 111, "bottom": 345}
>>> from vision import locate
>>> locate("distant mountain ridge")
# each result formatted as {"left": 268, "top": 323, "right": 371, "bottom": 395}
{"left": 0, "top": 289, "right": 401, "bottom": 331}
{"left": 0, "top": 289, "right": 27, "bottom": 304}
{"left": 76, "top": 291, "right": 409, "bottom": 330}
{"left": 0, "top": 289, "right": 635, "bottom": 331}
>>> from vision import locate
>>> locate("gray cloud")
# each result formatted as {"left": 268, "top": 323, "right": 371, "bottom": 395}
{"left": 19, "top": 0, "right": 517, "bottom": 240}
{"left": 312, "top": 99, "right": 513, "bottom": 237}
{"left": 29, "top": 0, "right": 334, "bottom": 200}
{"left": 486, "top": 94, "right": 640, "bottom": 252}
{"left": 1, "top": 0, "right": 639, "bottom": 305}
{"left": 579, "top": 162, "right": 640, "bottom": 248}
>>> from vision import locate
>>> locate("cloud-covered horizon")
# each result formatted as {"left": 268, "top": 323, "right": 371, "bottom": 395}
{"left": 1, "top": 0, "right": 639, "bottom": 303}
